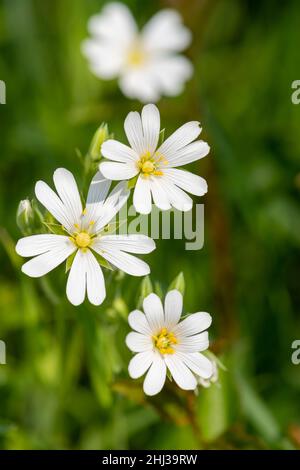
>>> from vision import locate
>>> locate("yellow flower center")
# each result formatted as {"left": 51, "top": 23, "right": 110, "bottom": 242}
{"left": 153, "top": 327, "right": 178, "bottom": 355}
{"left": 137, "top": 151, "right": 167, "bottom": 178}
{"left": 142, "top": 161, "right": 155, "bottom": 174}
{"left": 75, "top": 232, "right": 91, "bottom": 248}
{"left": 127, "top": 44, "right": 145, "bottom": 67}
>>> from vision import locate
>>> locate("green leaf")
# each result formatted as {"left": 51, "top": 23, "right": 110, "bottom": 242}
{"left": 197, "top": 365, "right": 231, "bottom": 442}
{"left": 236, "top": 375, "right": 281, "bottom": 444}
{"left": 168, "top": 272, "right": 185, "bottom": 295}
{"left": 0, "top": 227, "right": 22, "bottom": 270}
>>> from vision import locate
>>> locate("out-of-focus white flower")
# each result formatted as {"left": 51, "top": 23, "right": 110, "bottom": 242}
{"left": 198, "top": 360, "right": 219, "bottom": 388}
{"left": 126, "top": 289, "right": 213, "bottom": 396}
{"left": 16, "top": 168, "right": 155, "bottom": 306}
{"left": 81, "top": 2, "right": 193, "bottom": 102}
{"left": 100, "top": 104, "right": 209, "bottom": 214}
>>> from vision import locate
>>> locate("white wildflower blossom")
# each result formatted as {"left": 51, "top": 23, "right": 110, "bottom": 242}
{"left": 82, "top": 3, "right": 193, "bottom": 102}
{"left": 16, "top": 168, "right": 155, "bottom": 306}
{"left": 126, "top": 289, "right": 213, "bottom": 396}
{"left": 100, "top": 103, "right": 209, "bottom": 214}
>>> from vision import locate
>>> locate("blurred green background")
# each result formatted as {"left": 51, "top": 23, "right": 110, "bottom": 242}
{"left": 0, "top": 0, "right": 300, "bottom": 450}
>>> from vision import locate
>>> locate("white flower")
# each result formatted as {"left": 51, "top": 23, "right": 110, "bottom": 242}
{"left": 81, "top": 2, "right": 193, "bottom": 102}
{"left": 16, "top": 168, "right": 155, "bottom": 306}
{"left": 126, "top": 290, "right": 213, "bottom": 396}
{"left": 100, "top": 104, "right": 209, "bottom": 214}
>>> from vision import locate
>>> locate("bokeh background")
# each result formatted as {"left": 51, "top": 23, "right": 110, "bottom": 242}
{"left": 0, "top": 0, "right": 300, "bottom": 450}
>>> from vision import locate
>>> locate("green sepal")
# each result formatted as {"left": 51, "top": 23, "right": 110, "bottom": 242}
{"left": 43, "top": 221, "right": 67, "bottom": 236}
{"left": 140, "top": 276, "right": 153, "bottom": 298}
{"left": 92, "top": 250, "right": 114, "bottom": 271}
{"left": 65, "top": 250, "right": 76, "bottom": 273}
{"left": 101, "top": 219, "right": 127, "bottom": 236}
{"left": 127, "top": 175, "right": 138, "bottom": 190}
{"left": 154, "top": 281, "right": 163, "bottom": 298}
{"left": 137, "top": 276, "right": 153, "bottom": 308}
{"left": 158, "top": 128, "right": 165, "bottom": 147}
{"left": 89, "top": 123, "right": 110, "bottom": 162}
{"left": 168, "top": 271, "right": 185, "bottom": 295}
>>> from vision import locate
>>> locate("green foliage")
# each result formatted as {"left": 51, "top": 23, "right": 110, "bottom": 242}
{"left": 0, "top": 0, "right": 299, "bottom": 451}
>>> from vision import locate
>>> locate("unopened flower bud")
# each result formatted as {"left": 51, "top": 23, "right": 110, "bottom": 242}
{"left": 16, "top": 199, "right": 43, "bottom": 235}
{"left": 89, "top": 123, "right": 110, "bottom": 161}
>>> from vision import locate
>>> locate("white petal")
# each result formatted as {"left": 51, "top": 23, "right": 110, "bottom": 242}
{"left": 133, "top": 176, "right": 152, "bottom": 214}
{"left": 158, "top": 122, "right": 201, "bottom": 159}
{"left": 66, "top": 249, "right": 87, "bottom": 306}
{"left": 143, "top": 352, "right": 167, "bottom": 396}
{"left": 177, "top": 352, "right": 213, "bottom": 379}
{"left": 126, "top": 332, "right": 152, "bottom": 352}
{"left": 16, "top": 234, "right": 69, "bottom": 257}
{"left": 81, "top": 40, "right": 124, "bottom": 79}
{"left": 35, "top": 181, "right": 73, "bottom": 231}
{"left": 93, "top": 243, "right": 150, "bottom": 276}
{"left": 84, "top": 171, "right": 111, "bottom": 228}
{"left": 101, "top": 139, "right": 139, "bottom": 163}
{"left": 86, "top": 171, "right": 111, "bottom": 206}
{"left": 128, "top": 350, "right": 154, "bottom": 379}
{"left": 124, "top": 110, "right": 144, "bottom": 155}
{"left": 164, "top": 354, "right": 197, "bottom": 390}
{"left": 148, "top": 56, "right": 193, "bottom": 97}
{"left": 159, "top": 177, "right": 192, "bottom": 212}
{"left": 164, "top": 290, "right": 183, "bottom": 329}
{"left": 66, "top": 249, "right": 105, "bottom": 306}
{"left": 98, "top": 234, "right": 155, "bottom": 254}
{"left": 53, "top": 168, "right": 83, "bottom": 226}
{"left": 85, "top": 250, "right": 106, "bottom": 306}
{"left": 21, "top": 239, "right": 75, "bottom": 278}
{"left": 175, "top": 332, "right": 209, "bottom": 353}
{"left": 143, "top": 293, "right": 164, "bottom": 333}
{"left": 128, "top": 310, "right": 152, "bottom": 335}
{"left": 87, "top": 3, "right": 137, "bottom": 45}
{"left": 94, "top": 182, "right": 130, "bottom": 232}
{"left": 100, "top": 161, "right": 138, "bottom": 181}
{"left": 142, "top": 9, "right": 191, "bottom": 52}
{"left": 164, "top": 168, "right": 207, "bottom": 196}
{"left": 167, "top": 141, "right": 210, "bottom": 167}
{"left": 141, "top": 104, "right": 160, "bottom": 154}
{"left": 119, "top": 69, "right": 160, "bottom": 103}
{"left": 149, "top": 178, "right": 171, "bottom": 211}
{"left": 174, "top": 312, "right": 212, "bottom": 336}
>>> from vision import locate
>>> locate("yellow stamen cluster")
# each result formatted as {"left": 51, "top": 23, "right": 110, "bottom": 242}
{"left": 74, "top": 232, "right": 91, "bottom": 249}
{"left": 137, "top": 151, "right": 168, "bottom": 178}
{"left": 153, "top": 327, "right": 178, "bottom": 355}
{"left": 68, "top": 210, "right": 96, "bottom": 250}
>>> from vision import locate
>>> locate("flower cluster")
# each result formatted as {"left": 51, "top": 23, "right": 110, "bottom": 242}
{"left": 16, "top": 103, "right": 209, "bottom": 308}
{"left": 14, "top": 4, "right": 220, "bottom": 396}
